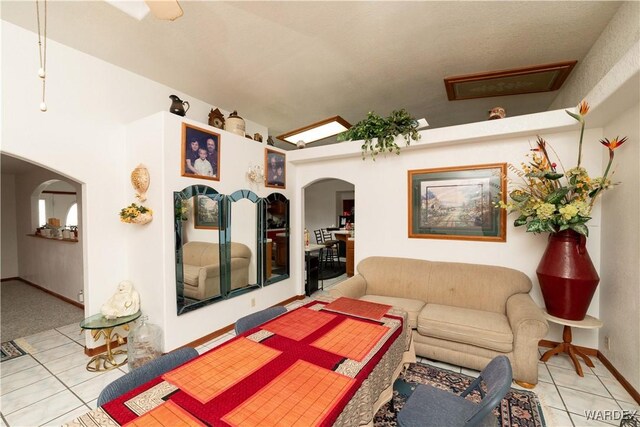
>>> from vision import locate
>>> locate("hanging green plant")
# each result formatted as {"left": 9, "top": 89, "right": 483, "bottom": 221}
{"left": 337, "top": 109, "right": 421, "bottom": 160}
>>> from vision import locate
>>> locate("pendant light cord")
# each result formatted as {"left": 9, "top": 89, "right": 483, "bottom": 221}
{"left": 36, "top": 0, "right": 47, "bottom": 111}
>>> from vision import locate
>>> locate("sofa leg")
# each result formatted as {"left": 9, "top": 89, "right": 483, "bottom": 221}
{"left": 514, "top": 380, "right": 536, "bottom": 389}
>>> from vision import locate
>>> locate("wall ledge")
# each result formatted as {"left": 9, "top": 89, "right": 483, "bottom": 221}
{"left": 287, "top": 109, "right": 579, "bottom": 165}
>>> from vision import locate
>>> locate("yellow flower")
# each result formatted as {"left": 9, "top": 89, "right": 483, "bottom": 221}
{"left": 559, "top": 204, "right": 578, "bottom": 220}
{"left": 535, "top": 203, "right": 556, "bottom": 220}
{"left": 572, "top": 200, "right": 591, "bottom": 217}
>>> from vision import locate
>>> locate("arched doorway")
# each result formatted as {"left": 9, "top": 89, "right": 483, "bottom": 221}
{"left": 303, "top": 178, "right": 355, "bottom": 292}
{"left": 0, "top": 154, "right": 85, "bottom": 341}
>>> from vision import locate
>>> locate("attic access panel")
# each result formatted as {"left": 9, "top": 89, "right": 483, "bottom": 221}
{"left": 444, "top": 60, "right": 577, "bottom": 101}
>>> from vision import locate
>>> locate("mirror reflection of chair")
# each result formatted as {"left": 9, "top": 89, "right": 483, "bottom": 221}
{"left": 97, "top": 347, "right": 198, "bottom": 406}
{"left": 397, "top": 355, "right": 513, "bottom": 427}
{"left": 234, "top": 306, "right": 287, "bottom": 335}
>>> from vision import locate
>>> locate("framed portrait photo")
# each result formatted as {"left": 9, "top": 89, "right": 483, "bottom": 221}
{"left": 408, "top": 163, "right": 506, "bottom": 242}
{"left": 265, "top": 148, "right": 286, "bottom": 189}
{"left": 181, "top": 123, "right": 221, "bottom": 181}
{"left": 194, "top": 195, "right": 219, "bottom": 230}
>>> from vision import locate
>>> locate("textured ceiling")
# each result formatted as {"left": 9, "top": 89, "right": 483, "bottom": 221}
{"left": 1, "top": 1, "right": 622, "bottom": 148}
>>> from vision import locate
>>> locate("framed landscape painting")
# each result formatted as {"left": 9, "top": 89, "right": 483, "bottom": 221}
{"left": 408, "top": 163, "right": 506, "bottom": 242}
{"left": 194, "top": 195, "right": 219, "bottom": 230}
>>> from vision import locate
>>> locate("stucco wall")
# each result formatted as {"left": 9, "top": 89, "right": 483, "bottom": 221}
{"left": 550, "top": 1, "right": 639, "bottom": 110}
{"left": 600, "top": 102, "right": 640, "bottom": 390}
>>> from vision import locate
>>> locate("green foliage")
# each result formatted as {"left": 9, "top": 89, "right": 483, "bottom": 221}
{"left": 337, "top": 109, "right": 421, "bottom": 160}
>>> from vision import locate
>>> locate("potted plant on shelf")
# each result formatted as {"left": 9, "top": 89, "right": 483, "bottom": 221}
{"left": 337, "top": 109, "right": 421, "bottom": 160}
{"left": 499, "top": 101, "right": 628, "bottom": 320}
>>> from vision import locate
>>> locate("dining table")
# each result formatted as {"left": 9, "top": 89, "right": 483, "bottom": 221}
{"left": 65, "top": 295, "right": 413, "bottom": 427}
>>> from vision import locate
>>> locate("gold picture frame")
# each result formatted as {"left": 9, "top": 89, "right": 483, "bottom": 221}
{"left": 408, "top": 163, "right": 507, "bottom": 242}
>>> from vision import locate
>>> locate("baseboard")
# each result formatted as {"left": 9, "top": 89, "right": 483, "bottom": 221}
{"left": 13, "top": 277, "right": 84, "bottom": 309}
{"left": 538, "top": 339, "right": 640, "bottom": 404}
{"left": 1, "top": 277, "right": 20, "bottom": 282}
{"left": 597, "top": 351, "right": 640, "bottom": 405}
{"left": 181, "top": 294, "right": 306, "bottom": 349}
{"left": 84, "top": 337, "right": 129, "bottom": 357}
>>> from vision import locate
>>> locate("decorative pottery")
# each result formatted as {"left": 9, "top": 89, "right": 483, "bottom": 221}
{"left": 225, "top": 110, "right": 246, "bottom": 136}
{"left": 536, "top": 230, "right": 599, "bottom": 321}
{"left": 488, "top": 107, "right": 506, "bottom": 120}
{"left": 130, "top": 164, "right": 150, "bottom": 202}
{"left": 169, "top": 95, "right": 190, "bottom": 117}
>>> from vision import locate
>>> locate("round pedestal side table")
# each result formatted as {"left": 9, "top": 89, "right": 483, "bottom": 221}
{"left": 540, "top": 310, "right": 602, "bottom": 377}
{"left": 80, "top": 310, "right": 141, "bottom": 372}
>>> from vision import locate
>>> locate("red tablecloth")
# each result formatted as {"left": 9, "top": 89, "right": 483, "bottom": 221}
{"left": 68, "top": 298, "right": 404, "bottom": 427}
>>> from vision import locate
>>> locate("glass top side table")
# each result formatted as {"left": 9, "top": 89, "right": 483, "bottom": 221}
{"left": 80, "top": 311, "right": 141, "bottom": 372}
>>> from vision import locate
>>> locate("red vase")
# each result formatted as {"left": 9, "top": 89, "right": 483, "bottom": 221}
{"left": 536, "top": 230, "right": 599, "bottom": 321}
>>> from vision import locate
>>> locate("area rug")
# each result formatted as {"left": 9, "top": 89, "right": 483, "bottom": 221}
{"left": 1, "top": 340, "right": 27, "bottom": 362}
{"left": 373, "top": 362, "right": 546, "bottom": 427}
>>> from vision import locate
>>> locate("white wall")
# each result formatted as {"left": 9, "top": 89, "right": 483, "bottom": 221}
{"left": 1, "top": 174, "right": 19, "bottom": 278}
{"left": 290, "top": 111, "right": 604, "bottom": 348}
{"left": 125, "top": 113, "right": 293, "bottom": 350}
{"left": 1, "top": 21, "right": 268, "bottom": 340}
{"left": 11, "top": 168, "right": 83, "bottom": 301}
{"left": 600, "top": 102, "right": 640, "bottom": 390}
{"left": 304, "top": 179, "right": 354, "bottom": 239}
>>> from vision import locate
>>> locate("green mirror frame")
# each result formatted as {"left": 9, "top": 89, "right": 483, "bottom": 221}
{"left": 174, "top": 185, "right": 289, "bottom": 315}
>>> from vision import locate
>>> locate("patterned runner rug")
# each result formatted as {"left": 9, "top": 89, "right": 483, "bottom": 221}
{"left": 1, "top": 340, "right": 28, "bottom": 362}
{"left": 374, "top": 362, "right": 545, "bottom": 427}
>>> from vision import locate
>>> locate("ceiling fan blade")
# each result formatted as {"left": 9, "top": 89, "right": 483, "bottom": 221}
{"left": 145, "top": 0, "right": 183, "bottom": 21}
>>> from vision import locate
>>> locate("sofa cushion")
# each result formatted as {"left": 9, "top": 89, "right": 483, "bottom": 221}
{"left": 417, "top": 304, "right": 513, "bottom": 352}
{"left": 360, "top": 295, "right": 425, "bottom": 329}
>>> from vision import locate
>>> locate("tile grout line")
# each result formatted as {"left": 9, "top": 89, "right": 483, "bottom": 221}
{"left": 542, "top": 360, "right": 576, "bottom": 427}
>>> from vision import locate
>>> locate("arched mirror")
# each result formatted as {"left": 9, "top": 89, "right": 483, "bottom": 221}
{"left": 225, "top": 189, "right": 261, "bottom": 295}
{"left": 264, "top": 192, "right": 290, "bottom": 285}
{"left": 175, "top": 185, "right": 224, "bottom": 315}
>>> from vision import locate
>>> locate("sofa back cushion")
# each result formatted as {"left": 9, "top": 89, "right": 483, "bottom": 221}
{"left": 183, "top": 241, "right": 220, "bottom": 267}
{"left": 357, "top": 256, "right": 531, "bottom": 314}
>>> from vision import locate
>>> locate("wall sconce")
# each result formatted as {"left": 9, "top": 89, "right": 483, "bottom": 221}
{"left": 247, "top": 164, "right": 264, "bottom": 185}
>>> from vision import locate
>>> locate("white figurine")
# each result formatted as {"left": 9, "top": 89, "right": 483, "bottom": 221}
{"left": 101, "top": 281, "right": 140, "bottom": 319}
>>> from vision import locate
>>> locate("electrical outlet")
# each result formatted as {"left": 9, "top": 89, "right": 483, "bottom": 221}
{"left": 78, "top": 289, "right": 84, "bottom": 303}
{"left": 604, "top": 336, "right": 611, "bottom": 351}
{"left": 251, "top": 298, "right": 255, "bottom": 307}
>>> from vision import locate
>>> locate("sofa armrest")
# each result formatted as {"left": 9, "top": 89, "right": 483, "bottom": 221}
{"left": 506, "top": 293, "right": 548, "bottom": 338}
{"left": 201, "top": 265, "right": 221, "bottom": 279}
{"left": 506, "top": 293, "right": 548, "bottom": 384}
{"left": 328, "top": 275, "right": 367, "bottom": 299}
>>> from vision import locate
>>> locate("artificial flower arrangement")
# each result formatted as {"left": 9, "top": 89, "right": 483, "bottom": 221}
{"left": 499, "top": 101, "right": 627, "bottom": 237}
{"left": 119, "top": 203, "right": 153, "bottom": 224}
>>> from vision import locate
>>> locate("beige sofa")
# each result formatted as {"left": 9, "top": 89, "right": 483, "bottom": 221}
{"left": 329, "top": 256, "right": 548, "bottom": 385}
{"left": 182, "top": 241, "right": 251, "bottom": 300}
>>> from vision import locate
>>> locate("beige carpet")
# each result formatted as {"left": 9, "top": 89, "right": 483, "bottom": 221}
{"left": 0, "top": 280, "right": 84, "bottom": 342}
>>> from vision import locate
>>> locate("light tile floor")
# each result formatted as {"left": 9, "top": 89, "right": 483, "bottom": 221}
{"left": 0, "top": 275, "right": 636, "bottom": 426}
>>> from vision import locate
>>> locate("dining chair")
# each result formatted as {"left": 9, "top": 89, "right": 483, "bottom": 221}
{"left": 234, "top": 306, "right": 287, "bottom": 335}
{"left": 97, "top": 347, "right": 198, "bottom": 406}
{"left": 315, "top": 228, "right": 339, "bottom": 269}
{"left": 397, "top": 355, "right": 513, "bottom": 427}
